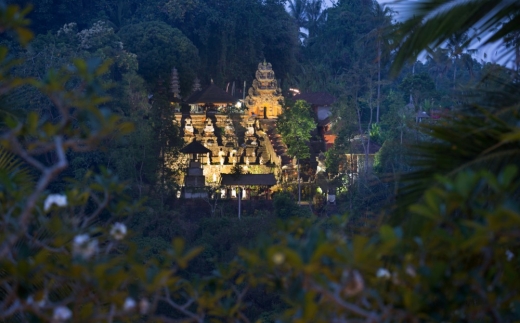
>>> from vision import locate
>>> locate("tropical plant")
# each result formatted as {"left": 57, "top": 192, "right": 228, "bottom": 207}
{"left": 425, "top": 47, "right": 450, "bottom": 90}
{"left": 398, "top": 72, "right": 437, "bottom": 109}
{"left": 305, "top": 0, "right": 327, "bottom": 41}
{"left": 395, "top": 90, "right": 520, "bottom": 219}
{"left": 0, "top": 5, "right": 250, "bottom": 322}
{"left": 241, "top": 167, "right": 520, "bottom": 322}
{"left": 0, "top": 146, "right": 33, "bottom": 191}
{"left": 392, "top": 0, "right": 520, "bottom": 73}
{"left": 277, "top": 100, "right": 316, "bottom": 205}
{"left": 273, "top": 191, "right": 299, "bottom": 219}
{"left": 117, "top": 21, "right": 199, "bottom": 90}
{"left": 445, "top": 32, "right": 477, "bottom": 86}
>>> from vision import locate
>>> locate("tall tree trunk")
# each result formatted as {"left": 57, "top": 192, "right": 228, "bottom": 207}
{"left": 365, "top": 101, "right": 373, "bottom": 176}
{"left": 376, "top": 39, "right": 381, "bottom": 123}
{"left": 453, "top": 59, "right": 457, "bottom": 87}
{"left": 297, "top": 159, "right": 301, "bottom": 205}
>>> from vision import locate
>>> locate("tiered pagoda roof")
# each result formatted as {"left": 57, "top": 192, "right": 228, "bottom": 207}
{"left": 185, "top": 81, "right": 236, "bottom": 105}
{"left": 245, "top": 61, "right": 283, "bottom": 118}
{"left": 180, "top": 139, "right": 212, "bottom": 154}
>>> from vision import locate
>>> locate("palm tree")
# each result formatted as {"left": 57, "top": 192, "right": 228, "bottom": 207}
{"left": 287, "top": 0, "right": 309, "bottom": 41}
{"left": 305, "top": 0, "right": 327, "bottom": 40}
{"left": 389, "top": 0, "right": 520, "bottom": 220}
{"left": 369, "top": 3, "right": 394, "bottom": 123}
{"left": 446, "top": 32, "right": 477, "bottom": 87}
{"left": 394, "top": 89, "right": 520, "bottom": 220}
{"left": 391, "top": 0, "right": 520, "bottom": 74}
{"left": 460, "top": 52, "right": 477, "bottom": 80}
{"left": 425, "top": 47, "right": 450, "bottom": 89}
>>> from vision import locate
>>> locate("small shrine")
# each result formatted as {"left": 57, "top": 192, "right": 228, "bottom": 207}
{"left": 203, "top": 118, "right": 215, "bottom": 135}
{"left": 245, "top": 61, "right": 284, "bottom": 118}
{"left": 245, "top": 117, "right": 255, "bottom": 136}
{"left": 180, "top": 140, "right": 212, "bottom": 199}
{"left": 222, "top": 117, "right": 237, "bottom": 148}
{"left": 184, "top": 117, "right": 194, "bottom": 135}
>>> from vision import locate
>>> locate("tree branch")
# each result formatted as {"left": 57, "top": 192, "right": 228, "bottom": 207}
{"left": 309, "top": 281, "right": 379, "bottom": 321}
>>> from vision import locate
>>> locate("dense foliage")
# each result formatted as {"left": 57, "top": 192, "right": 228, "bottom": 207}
{"left": 1, "top": 0, "right": 520, "bottom": 322}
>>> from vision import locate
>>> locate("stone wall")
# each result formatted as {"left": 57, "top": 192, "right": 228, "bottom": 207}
{"left": 202, "top": 164, "right": 275, "bottom": 185}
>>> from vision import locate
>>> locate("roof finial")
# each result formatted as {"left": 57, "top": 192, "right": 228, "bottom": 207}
{"left": 263, "top": 59, "right": 267, "bottom": 66}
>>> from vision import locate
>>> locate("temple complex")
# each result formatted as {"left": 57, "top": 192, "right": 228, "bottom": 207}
{"left": 245, "top": 61, "right": 284, "bottom": 118}
{"left": 171, "top": 62, "right": 298, "bottom": 200}
{"left": 175, "top": 111, "right": 280, "bottom": 189}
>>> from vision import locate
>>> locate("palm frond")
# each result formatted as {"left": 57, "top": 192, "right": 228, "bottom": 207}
{"left": 0, "top": 145, "right": 34, "bottom": 192}
{"left": 391, "top": 0, "right": 520, "bottom": 73}
{"left": 393, "top": 72, "right": 520, "bottom": 223}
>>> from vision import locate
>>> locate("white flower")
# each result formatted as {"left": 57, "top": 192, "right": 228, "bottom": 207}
{"left": 72, "top": 234, "right": 98, "bottom": 259}
{"left": 44, "top": 194, "right": 67, "bottom": 212}
{"left": 406, "top": 265, "right": 416, "bottom": 277}
{"left": 272, "top": 252, "right": 285, "bottom": 265}
{"left": 74, "top": 234, "right": 89, "bottom": 246}
{"left": 27, "top": 295, "right": 45, "bottom": 308}
{"left": 506, "top": 249, "right": 514, "bottom": 261}
{"left": 53, "top": 306, "right": 72, "bottom": 321}
{"left": 139, "top": 298, "right": 150, "bottom": 315}
{"left": 110, "top": 222, "right": 127, "bottom": 240}
{"left": 376, "top": 268, "right": 391, "bottom": 279}
{"left": 124, "top": 297, "right": 136, "bottom": 311}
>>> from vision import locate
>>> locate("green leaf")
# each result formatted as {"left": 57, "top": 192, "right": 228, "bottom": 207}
{"left": 380, "top": 225, "right": 396, "bottom": 242}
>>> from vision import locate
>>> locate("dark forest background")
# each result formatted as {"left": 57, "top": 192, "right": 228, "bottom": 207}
{"left": 1, "top": 0, "right": 519, "bottom": 321}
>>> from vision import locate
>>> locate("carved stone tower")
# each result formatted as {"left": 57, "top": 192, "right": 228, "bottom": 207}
{"left": 192, "top": 77, "right": 202, "bottom": 93}
{"left": 245, "top": 61, "right": 283, "bottom": 118}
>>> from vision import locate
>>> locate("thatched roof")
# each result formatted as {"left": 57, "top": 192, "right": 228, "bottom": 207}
{"left": 292, "top": 92, "right": 336, "bottom": 106}
{"left": 221, "top": 174, "right": 277, "bottom": 186}
{"left": 180, "top": 140, "right": 212, "bottom": 154}
{"left": 185, "top": 83, "right": 236, "bottom": 105}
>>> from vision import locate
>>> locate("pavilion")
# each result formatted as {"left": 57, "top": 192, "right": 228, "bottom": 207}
{"left": 184, "top": 80, "right": 236, "bottom": 114}
{"left": 220, "top": 174, "right": 277, "bottom": 200}
{"left": 181, "top": 139, "right": 212, "bottom": 198}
